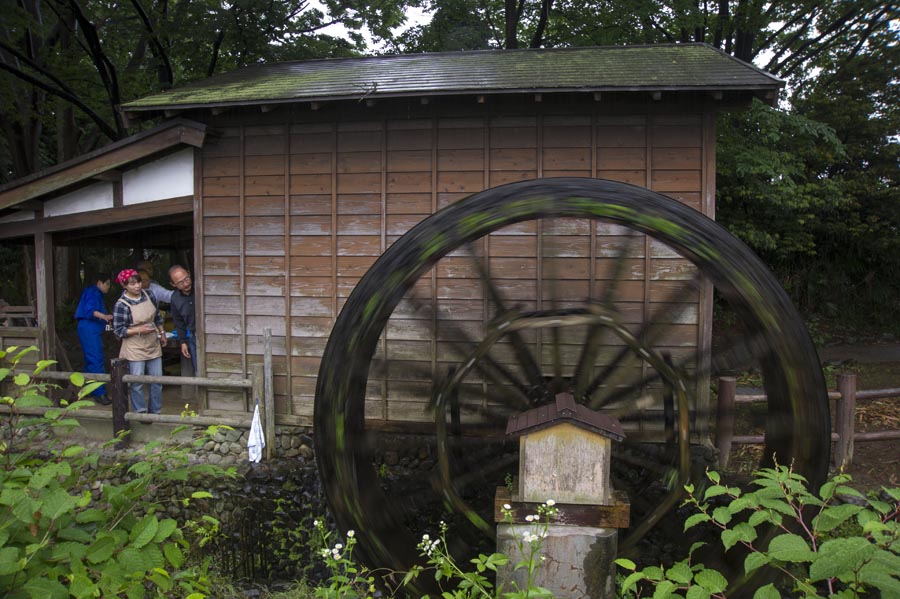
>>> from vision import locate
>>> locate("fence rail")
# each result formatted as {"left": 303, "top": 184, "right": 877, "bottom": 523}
{"left": 716, "top": 373, "right": 900, "bottom": 469}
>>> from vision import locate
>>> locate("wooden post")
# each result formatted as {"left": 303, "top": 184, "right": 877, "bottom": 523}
{"left": 34, "top": 233, "right": 55, "bottom": 361}
{"left": 110, "top": 359, "right": 130, "bottom": 448}
{"left": 263, "top": 328, "right": 275, "bottom": 460}
{"left": 715, "top": 377, "right": 736, "bottom": 469}
{"left": 250, "top": 363, "right": 264, "bottom": 450}
{"left": 835, "top": 373, "right": 857, "bottom": 469}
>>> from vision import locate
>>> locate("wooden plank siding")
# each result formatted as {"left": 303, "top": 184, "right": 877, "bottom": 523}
{"left": 199, "top": 103, "right": 712, "bottom": 424}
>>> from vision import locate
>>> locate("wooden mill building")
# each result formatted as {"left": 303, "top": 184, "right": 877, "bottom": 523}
{"left": 0, "top": 44, "right": 782, "bottom": 426}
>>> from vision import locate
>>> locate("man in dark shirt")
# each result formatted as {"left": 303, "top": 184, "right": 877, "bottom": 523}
{"left": 168, "top": 264, "right": 197, "bottom": 375}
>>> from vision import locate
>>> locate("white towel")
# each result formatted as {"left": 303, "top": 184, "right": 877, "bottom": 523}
{"left": 248, "top": 403, "right": 265, "bottom": 463}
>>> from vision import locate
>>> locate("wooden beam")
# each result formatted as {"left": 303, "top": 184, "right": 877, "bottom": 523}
{"left": 260, "top": 104, "right": 277, "bottom": 113}
{"left": 92, "top": 170, "right": 122, "bottom": 182}
{"left": 0, "top": 195, "right": 193, "bottom": 239}
{"left": 34, "top": 232, "right": 54, "bottom": 360}
{"left": 0, "top": 121, "right": 206, "bottom": 210}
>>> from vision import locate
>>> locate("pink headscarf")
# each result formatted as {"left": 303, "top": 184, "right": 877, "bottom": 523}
{"left": 116, "top": 268, "right": 138, "bottom": 286}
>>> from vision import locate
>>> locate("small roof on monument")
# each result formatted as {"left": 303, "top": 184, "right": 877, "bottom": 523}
{"left": 121, "top": 43, "right": 783, "bottom": 116}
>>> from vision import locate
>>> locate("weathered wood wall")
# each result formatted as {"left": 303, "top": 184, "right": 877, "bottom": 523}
{"left": 196, "top": 97, "right": 715, "bottom": 425}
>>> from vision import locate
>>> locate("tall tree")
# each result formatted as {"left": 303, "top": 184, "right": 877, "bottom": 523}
{"left": 0, "top": 0, "right": 412, "bottom": 183}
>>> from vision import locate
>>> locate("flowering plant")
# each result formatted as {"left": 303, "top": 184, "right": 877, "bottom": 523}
{"left": 402, "top": 499, "right": 558, "bottom": 599}
{"left": 312, "top": 519, "right": 376, "bottom": 599}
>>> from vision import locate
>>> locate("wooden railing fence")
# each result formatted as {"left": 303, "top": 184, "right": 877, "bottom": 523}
{"left": 1, "top": 328, "right": 278, "bottom": 459}
{"left": 716, "top": 373, "right": 900, "bottom": 469}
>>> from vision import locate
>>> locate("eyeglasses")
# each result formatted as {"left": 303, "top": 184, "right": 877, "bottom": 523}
{"left": 172, "top": 275, "right": 191, "bottom": 287}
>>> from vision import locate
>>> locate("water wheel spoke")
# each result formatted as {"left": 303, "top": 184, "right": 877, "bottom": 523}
{"left": 573, "top": 233, "right": 642, "bottom": 395}
{"left": 466, "top": 243, "right": 544, "bottom": 390}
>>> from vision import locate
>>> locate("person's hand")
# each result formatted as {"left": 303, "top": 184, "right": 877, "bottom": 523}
{"left": 103, "top": 314, "right": 113, "bottom": 322}
{"left": 181, "top": 342, "right": 191, "bottom": 359}
{"left": 141, "top": 323, "right": 155, "bottom": 335}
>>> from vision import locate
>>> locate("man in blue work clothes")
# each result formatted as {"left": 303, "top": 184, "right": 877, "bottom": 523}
{"left": 168, "top": 265, "right": 197, "bottom": 375}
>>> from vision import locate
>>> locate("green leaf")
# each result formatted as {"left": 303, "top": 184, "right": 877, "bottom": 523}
{"left": 190, "top": 491, "right": 213, "bottom": 500}
{"left": 752, "top": 583, "right": 780, "bottom": 599}
{"left": 707, "top": 471, "right": 721, "bottom": 484}
{"left": 652, "top": 579, "right": 676, "bottom": 598}
{"left": 69, "top": 372, "right": 85, "bottom": 386}
{"left": 86, "top": 536, "right": 118, "bottom": 564}
{"left": 684, "top": 513, "right": 711, "bottom": 531}
{"left": 49, "top": 541, "right": 87, "bottom": 563}
{"left": 42, "top": 487, "right": 76, "bottom": 520}
{"left": 23, "top": 576, "right": 69, "bottom": 599}
{"left": 857, "top": 562, "right": 900, "bottom": 596}
{"left": 666, "top": 560, "right": 693, "bottom": 584}
{"left": 28, "top": 461, "right": 71, "bottom": 490}
{"left": 766, "top": 533, "right": 815, "bottom": 562}
{"left": 14, "top": 372, "right": 30, "bottom": 386}
{"left": 0, "top": 546, "right": 22, "bottom": 576}
{"left": 744, "top": 551, "right": 770, "bottom": 573}
{"left": 722, "top": 522, "right": 757, "bottom": 551}
{"left": 119, "top": 546, "right": 149, "bottom": 574}
{"left": 621, "top": 572, "right": 645, "bottom": 593}
{"left": 814, "top": 503, "right": 862, "bottom": 532}
{"left": 75, "top": 508, "right": 107, "bottom": 524}
{"left": 615, "top": 558, "right": 636, "bottom": 570}
{"left": 643, "top": 565, "right": 664, "bottom": 581}
{"left": 32, "top": 359, "right": 55, "bottom": 375}
{"left": 694, "top": 568, "right": 727, "bottom": 593}
{"left": 62, "top": 445, "right": 86, "bottom": 458}
{"left": 163, "top": 542, "right": 184, "bottom": 568}
{"left": 809, "top": 537, "right": 876, "bottom": 581}
{"left": 686, "top": 586, "right": 710, "bottom": 599}
{"left": 69, "top": 573, "right": 98, "bottom": 599}
{"left": 129, "top": 515, "right": 159, "bottom": 549}
{"left": 704, "top": 485, "right": 728, "bottom": 500}
{"left": 712, "top": 506, "right": 732, "bottom": 525}
{"left": 154, "top": 519, "right": 178, "bottom": 543}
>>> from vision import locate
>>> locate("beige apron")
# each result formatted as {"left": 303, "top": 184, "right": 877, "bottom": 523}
{"left": 117, "top": 292, "right": 162, "bottom": 361}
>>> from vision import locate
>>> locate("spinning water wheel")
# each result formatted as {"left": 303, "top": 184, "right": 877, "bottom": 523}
{"left": 314, "top": 178, "right": 830, "bottom": 584}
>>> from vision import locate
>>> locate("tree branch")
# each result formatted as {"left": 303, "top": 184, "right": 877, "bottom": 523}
{"left": 529, "top": 0, "right": 552, "bottom": 48}
{"left": 0, "top": 58, "right": 119, "bottom": 140}
{"left": 128, "top": 0, "right": 174, "bottom": 87}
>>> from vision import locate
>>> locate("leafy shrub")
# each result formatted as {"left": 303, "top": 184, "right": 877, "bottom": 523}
{"left": 617, "top": 465, "right": 900, "bottom": 598}
{"left": 0, "top": 345, "right": 236, "bottom": 598}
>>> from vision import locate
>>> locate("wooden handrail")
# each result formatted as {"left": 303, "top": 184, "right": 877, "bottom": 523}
{"left": 716, "top": 374, "right": 900, "bottom": 468}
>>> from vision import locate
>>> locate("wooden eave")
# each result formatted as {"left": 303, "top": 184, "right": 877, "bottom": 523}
{"left": 122, "top": 85, "right": 778, "bottom": 119}
{"left": 0, "top": 119, "right": 206, "bottom": 212}
{"left": 506, "top": 392, "right": 625, "bottom": 442}
{"left": 120, "top": 44, "right": 784, "bottom": 122}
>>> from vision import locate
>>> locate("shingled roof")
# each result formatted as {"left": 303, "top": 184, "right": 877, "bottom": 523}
{"left": 121, "top": 43, "right": 782, "bottom": 115}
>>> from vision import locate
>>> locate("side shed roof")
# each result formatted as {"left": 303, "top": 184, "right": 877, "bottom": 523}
{"left": 121, "top": 43, "right": 783, "bottom": 116}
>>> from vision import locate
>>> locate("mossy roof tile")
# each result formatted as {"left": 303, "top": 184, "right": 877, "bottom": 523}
{"left": 123, "top": 44, "right": 781, "bottom": 111}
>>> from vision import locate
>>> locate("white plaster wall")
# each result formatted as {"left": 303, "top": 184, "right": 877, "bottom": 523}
{"left": 0, "top": 211, "right": 35, "bottom": 223}
{"left": 44, "top": 182, "right": 114, "bottom": 217}
{"left": 123, "top": 147, "right": 194, "bottom": 205}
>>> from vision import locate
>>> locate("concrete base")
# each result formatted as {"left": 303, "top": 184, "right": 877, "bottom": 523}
{"left": 496, "top": 523, "right": 618, "bottom": 599}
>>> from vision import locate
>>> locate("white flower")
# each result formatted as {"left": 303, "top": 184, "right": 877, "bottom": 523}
{"left": 422, "top": 533, "right": 430, "bottom": 541}
{"left": 525, "top": 514, "right": 535, "bottom": 522}
{"left": 313, "top": 520, "right": 319, "bottom": 527}
{"left": 503, "top": 503, "right": 511, "bottom": 510}
{"left": 545, "top": 499, "right": 556, "bottom": 507}
{"left": 334, "top": 543, "right": 343, "bottom": 550}
{"left": 347, "top": 530, "right": 355, "bottom": 538}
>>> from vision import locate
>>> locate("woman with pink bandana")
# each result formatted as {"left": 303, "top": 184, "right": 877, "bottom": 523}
{"left": 112, "top": 268, "right": 166, "bottom": 415}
